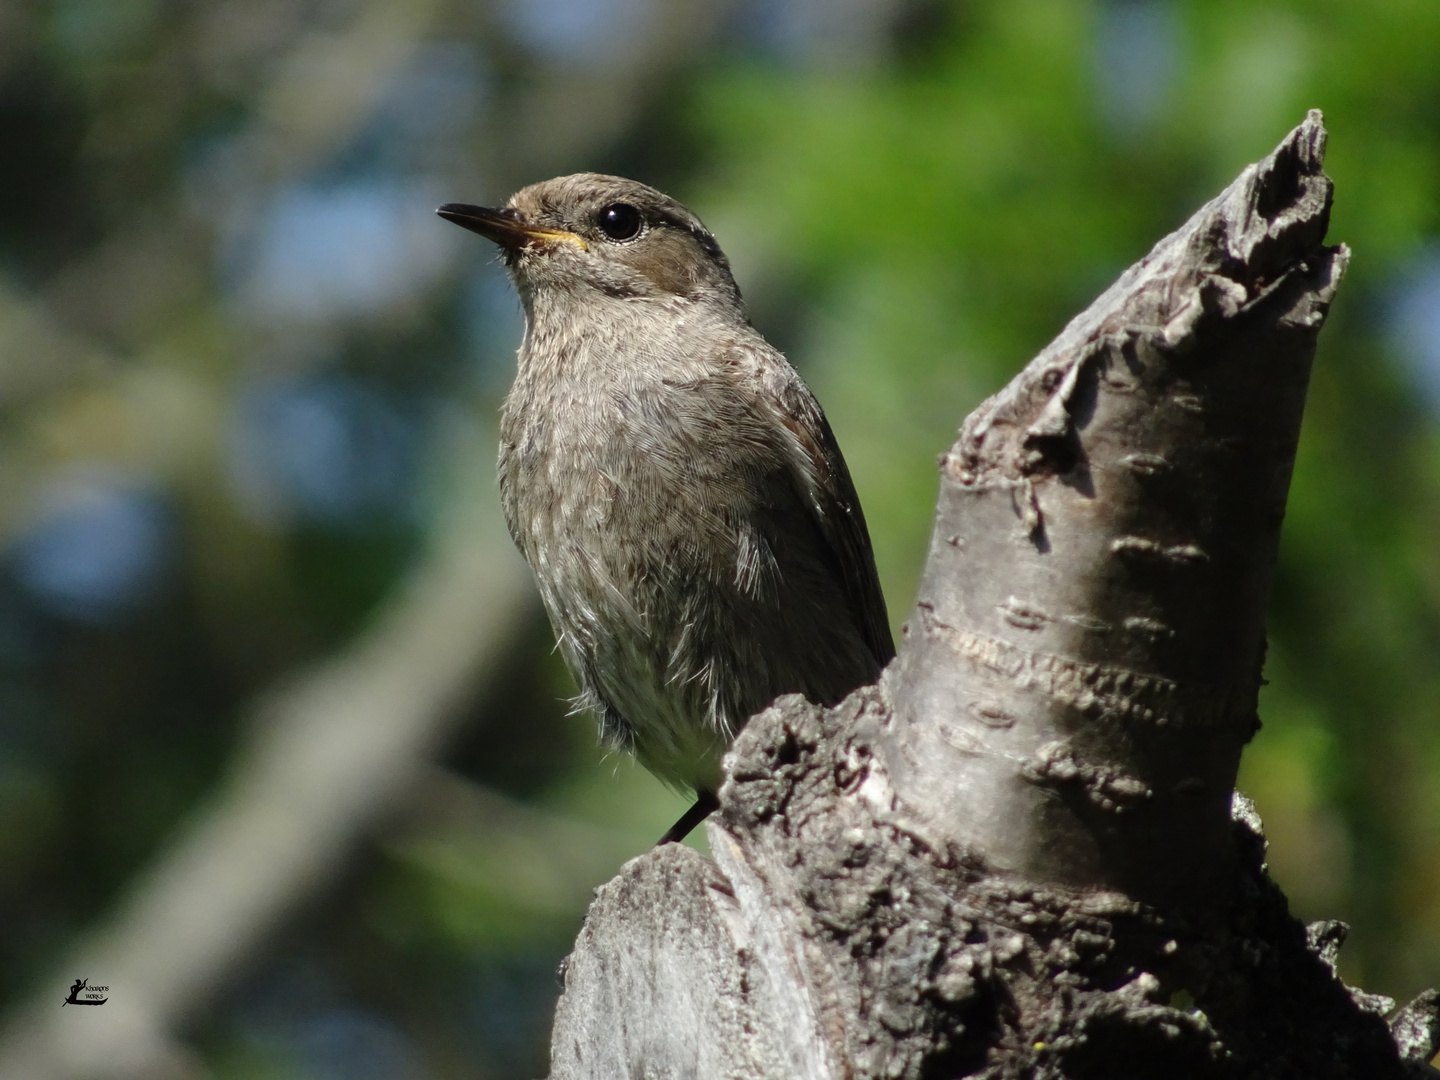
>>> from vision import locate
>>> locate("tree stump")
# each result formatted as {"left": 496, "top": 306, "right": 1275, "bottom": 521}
{"left": 547, "top": 112, "right": 1440, "bottom": 1080}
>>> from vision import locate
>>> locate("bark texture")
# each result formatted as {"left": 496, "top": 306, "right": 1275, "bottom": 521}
{"left": 548, "top": 113, "right": 1440, "bottom": 1079}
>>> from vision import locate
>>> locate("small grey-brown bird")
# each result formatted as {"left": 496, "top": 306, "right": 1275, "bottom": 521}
{"left": 438, "top": 174, "right": 893, "bottom": 843}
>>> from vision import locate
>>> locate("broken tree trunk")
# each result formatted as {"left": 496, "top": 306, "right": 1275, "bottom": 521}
{"left": 546, "top": 113, "right": 1440, "bottom": 1079}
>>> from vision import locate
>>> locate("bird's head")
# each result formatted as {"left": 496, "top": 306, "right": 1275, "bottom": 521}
{"left": 438, "top": 174, "right": 743, "bottom": 316}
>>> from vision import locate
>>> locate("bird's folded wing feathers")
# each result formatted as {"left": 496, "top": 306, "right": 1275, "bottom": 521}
{"left": 767, "top": 381, "right": 897, "bottom": 671}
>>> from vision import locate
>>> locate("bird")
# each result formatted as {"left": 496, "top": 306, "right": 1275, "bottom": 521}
{"left": 438, "top": 174, "right": 894, "bottom": 844}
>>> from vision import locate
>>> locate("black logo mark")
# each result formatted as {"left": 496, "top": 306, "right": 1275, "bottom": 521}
{"left": 63, "top": 979, "right": 108, "bottom": 1006}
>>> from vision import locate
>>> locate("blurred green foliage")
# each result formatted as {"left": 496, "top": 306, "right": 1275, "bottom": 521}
{"left": 0, "top": 0, "right": 1437, "bottom": 1076}
{"left": 693, "top": 0, "right": 1440, "bottom": 998}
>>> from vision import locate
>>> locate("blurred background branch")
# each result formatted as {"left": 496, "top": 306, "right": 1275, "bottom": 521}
{"left": 0, "top": 1, "right": 1437, "bottom": 1078}
{"left": 0, "top": 483, "right": 532, "bottom": 1080}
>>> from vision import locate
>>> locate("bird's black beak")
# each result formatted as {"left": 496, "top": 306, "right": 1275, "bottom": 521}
{"left": 436, "top": 203, "right": 588, "bottom": 251}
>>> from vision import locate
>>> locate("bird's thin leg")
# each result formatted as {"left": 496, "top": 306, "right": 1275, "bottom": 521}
{"left": 656, "top": 789, "right": 720, "bottom": 846}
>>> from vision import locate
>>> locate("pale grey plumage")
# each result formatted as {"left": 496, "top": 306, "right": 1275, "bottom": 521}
{"left": 439, "top": 174, "right": 893, "bottom": 805}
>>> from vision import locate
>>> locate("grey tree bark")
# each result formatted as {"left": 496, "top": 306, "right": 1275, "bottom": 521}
{"left": 546, "top": 113, "right": 1440, "bottom": 1079}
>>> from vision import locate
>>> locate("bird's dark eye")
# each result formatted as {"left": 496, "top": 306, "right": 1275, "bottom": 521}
{"left": 597, "top": 203, "right": 642, "bottom": 241}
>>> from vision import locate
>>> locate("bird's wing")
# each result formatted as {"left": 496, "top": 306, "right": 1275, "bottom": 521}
{"left": 764, "top": 372, "right": 897, "bottom": 671}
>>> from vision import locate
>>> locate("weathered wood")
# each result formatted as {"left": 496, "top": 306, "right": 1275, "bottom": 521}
{"left": 885, "top": 108, "right": 1341, "bottom": 909}
{"left": 550, "top": 843, "right": 838, "bottom": 1080}
{"left": 548, "top": 113, "right": 1437, "bottom": 1079}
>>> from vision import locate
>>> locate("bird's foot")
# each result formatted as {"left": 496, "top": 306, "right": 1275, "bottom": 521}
{"left": 656, "top": 789, "right": 720, "bottom": 846}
